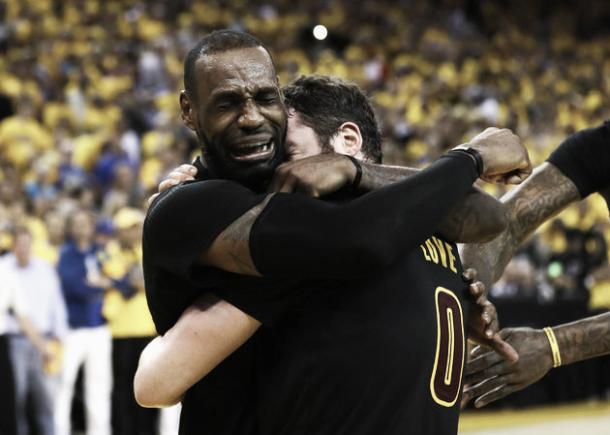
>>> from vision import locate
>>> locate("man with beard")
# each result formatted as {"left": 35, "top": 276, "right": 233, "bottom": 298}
{"left": 141, "top": 30, "right": 530, "bottom": 434}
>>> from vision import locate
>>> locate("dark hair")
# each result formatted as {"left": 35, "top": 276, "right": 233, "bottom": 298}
{"left": 184, "top": 30, "right": 273, "bottom": 99}
{"left": 282, "top": 75, "right": 382, "bottom": 163}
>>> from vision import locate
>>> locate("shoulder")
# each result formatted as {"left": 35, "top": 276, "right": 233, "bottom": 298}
{"left": 145, "top": 179, "right": 262, "bottom": 234}
{"left": 148, "top": 179, "right": 253, "bottom": 213}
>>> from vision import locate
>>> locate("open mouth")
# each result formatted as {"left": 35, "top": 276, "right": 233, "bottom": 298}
{"left": 230, "top": 139, "right": 275, "bottom": 162}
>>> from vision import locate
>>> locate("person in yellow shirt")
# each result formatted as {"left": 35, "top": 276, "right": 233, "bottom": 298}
{"left": 101, "top": 208, "right": 158, "bottom": 435}
{"left": 0, "top": 97, "right": 52, "bottom": 169}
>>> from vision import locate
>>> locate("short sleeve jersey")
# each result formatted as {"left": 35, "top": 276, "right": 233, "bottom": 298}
{"left": 547, "top": 120, "right": 610, "bottom": 198}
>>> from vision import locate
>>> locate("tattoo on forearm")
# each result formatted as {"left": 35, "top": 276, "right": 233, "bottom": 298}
{"left": 462, "top": 163, "right": 580, "bottom": 287}
{"left": 220, "top": 195, "right": 273, "bottom": 275}
{"left": 555, "top": 313, "right": 610, "bottom": 365}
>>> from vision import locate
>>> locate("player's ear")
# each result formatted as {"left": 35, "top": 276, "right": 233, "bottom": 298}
{"left": 180, "top": 90, "right": 197, "bottom": 131}
{"left": 333, "top": 122, "right": 363, "bottom": 158}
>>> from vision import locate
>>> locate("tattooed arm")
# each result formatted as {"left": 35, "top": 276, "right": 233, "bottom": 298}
{"left": 460, "top": 162, "right": 580, "bottom": 289}
{"left": 462, "top": 313, "right": 610, "bottom": 407}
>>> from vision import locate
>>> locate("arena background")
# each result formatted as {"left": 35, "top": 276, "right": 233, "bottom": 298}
{"left": 0, "top": 0, "right": 609, "bottom": 434}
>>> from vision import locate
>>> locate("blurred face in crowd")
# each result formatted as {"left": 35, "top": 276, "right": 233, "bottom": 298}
{"left": 13, "top": 231, "right": 32, "bottom": 267}
{"left": 117, "top": 224, "right": 142, "bottom": 248}
{"left": 69, "top": 210, "right": 95, "bottom": 245}
{"left": 180, "top": 46, "right": 287, "bottom": 186}
{"left": 45, "top": 211, "right": 65, "bottom": 245}
{"left": 114, "top": 164, "right": 134, "bottom": 191}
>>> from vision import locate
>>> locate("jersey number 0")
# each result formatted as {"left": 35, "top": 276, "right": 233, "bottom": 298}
{"left": 429, "top": 287, "right": 465, "bottom": 407}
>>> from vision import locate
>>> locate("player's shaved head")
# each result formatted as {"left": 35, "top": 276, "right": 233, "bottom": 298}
{"left": 184, "top": 30, "right": 275, "bottom": 100}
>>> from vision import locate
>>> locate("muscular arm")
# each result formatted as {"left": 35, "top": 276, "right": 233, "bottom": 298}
{"left": 463, "top": 312, "right": 610, "bottom": 407}
{"left": 134, "top": 294, "right": 260, "bottom": 408}
{"left": 359, "top": 163, "right": 507, "bottom": 243}
{"left": 460, "top": 162, "right": 580, "bottom": 288}
{"left": 553, "top": 312, "right": 610, "bottom": 365}
{"left": 196, "top": 153, "right": 480, "bottom": 278}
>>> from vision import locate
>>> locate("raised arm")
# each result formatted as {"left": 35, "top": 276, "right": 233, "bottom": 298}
{"left": 461, "top": 162, "right": 579, "bottom": 288}
{"left": 461, "top": 121, "right": 610, "bottom": 289}
{"left": 461, "top": 122, "right": 610, "bottom": 407}
{"left": 147, "top": 128, "right": 530, "bottom": 280}
{"left": 134, "top": 294, "right": 260, "bottom": 408}
{"left": 270, "top": 157, "right": 508, "bottom": 243}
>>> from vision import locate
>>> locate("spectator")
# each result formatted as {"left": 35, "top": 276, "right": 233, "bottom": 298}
{"left": 0, "top": 248, "right": 51, "bottom": 434}
{"left": 55, "top": 209, "right": 112, "bottom": 435}
{"left": 102, "top": 207, "right": 158, "bottom": 435}
{"left": 3, "top": 226, "right": 67, "bottom": 435}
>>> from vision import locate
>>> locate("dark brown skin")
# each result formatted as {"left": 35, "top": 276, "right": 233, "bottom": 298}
{"left": 460, "top": 162, "right": 610, "bottom": 408}
{"left": 463, "top": 313, "right": 610, "bottom": 408}
{"left": 461, "top": 162, "right": 580, "bottom": 290}
{"left": 180, "top": 46, "right": 287, "bottom": 187}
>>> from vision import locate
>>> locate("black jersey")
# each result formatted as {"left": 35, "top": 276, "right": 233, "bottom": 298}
{"left": 143, "top": 153, "right": 479, "bottom": 435}
{"left": 143, "top": 178, "right": 306, "bottom": 435}
{"left": 252, "top": 235, "right": 469, "bottom": 435}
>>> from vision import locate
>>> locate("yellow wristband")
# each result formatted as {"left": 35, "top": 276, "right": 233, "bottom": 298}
{"left": 543, "top": 327, "right": 562, "bottom": 368}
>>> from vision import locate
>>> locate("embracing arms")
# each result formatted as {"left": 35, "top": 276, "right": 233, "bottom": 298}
{"left": 146, "top": 128, "right": 529, "bottom": 280}
{"left": 135, "top": 295, "right": 260, "bottom": 407}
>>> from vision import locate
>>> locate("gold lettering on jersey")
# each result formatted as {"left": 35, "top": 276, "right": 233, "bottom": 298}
{"left": 420, "top": 245, "right": 431, "bottom": 262}
{"left": 419, "top": 237, "right": 458, "bottom": 274}
{"left": 432, "top": 237, "right": 448, "bottom": 267}
{"left": 446, "top": 244, "right": 457, "bottom": 273}
{"left": 425, "top": 239, "right": 439, "bottom": 263}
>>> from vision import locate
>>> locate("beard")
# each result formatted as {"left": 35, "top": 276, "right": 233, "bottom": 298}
{"left": 199, "top": 127, "right": 287, "bottom": 192}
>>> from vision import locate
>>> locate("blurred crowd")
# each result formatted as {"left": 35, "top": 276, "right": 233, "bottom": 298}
{"left": 0, "top": 0, "right": 609, "bottom": 433}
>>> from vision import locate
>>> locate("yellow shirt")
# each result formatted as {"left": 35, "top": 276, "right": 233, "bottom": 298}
{"left": 101, "top": 241, "right": 156, "bottom": 338}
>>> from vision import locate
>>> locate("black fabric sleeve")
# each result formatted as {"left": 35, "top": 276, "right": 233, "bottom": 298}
{"left": 250, "top": 152, "right": 479, "bottom": 280}
{"left": 144, "top": 179, "right": 266, "bottom": 278}
{"left": 547, "top": 121, "right": 610, "bottom": 198}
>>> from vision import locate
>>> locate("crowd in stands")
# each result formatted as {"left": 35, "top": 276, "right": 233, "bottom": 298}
{"left": 0, "top": 0, "right": 609, "bottom": 433}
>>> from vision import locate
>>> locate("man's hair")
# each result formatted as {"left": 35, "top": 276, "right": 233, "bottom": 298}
{"left": 184, "top": 30, "right": 273, "bottom": 98}
{"left": 12, "top": 225, "right": 31, "bottom": 240}
{"left": 282, "top": 75, "right": 383, "bottom": 163}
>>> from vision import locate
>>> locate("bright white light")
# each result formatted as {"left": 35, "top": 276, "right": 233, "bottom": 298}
{"left": 313, "top": 25, "right": 328, "bottom": 41}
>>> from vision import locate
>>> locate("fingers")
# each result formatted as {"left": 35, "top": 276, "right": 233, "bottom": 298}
{"left": 474, "top": 383, "right": 518, "bottom": 408}
{"left": 481, "top": 302, "right": 496, "bottom": 336}
{"left": 178, "top": 164, "right": 198, "bottom": 176}
{"left": 465, "top": 358, "right": 511, "bottom": 385}
{"left": 469, "top": 281, "right": 487, "bottom": 305}
{"left": 147, "top": 193, "right": 160, "bottom": 206}
{"left": 465, "top": 350, "right": 504, "bottom": 377}
{"left": 277, "top": 174, "right": 298, "bottom": 193}
{"left": 488, "top": 333, "right": 519, "bottom": 363}
{"left": 462, "top": 268, "right": 477, "bottom": 283}
{"left": 470, "top": 344, "right": 485, "bottom": 358}
{"left": 464, "top": 375, "right": 511, "bottom": 408}
{"left": 269, "top": 164, "right": 292, "bottom": 192}
{"left": 158, "top": 178, "right": 180, "bottom": 193}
